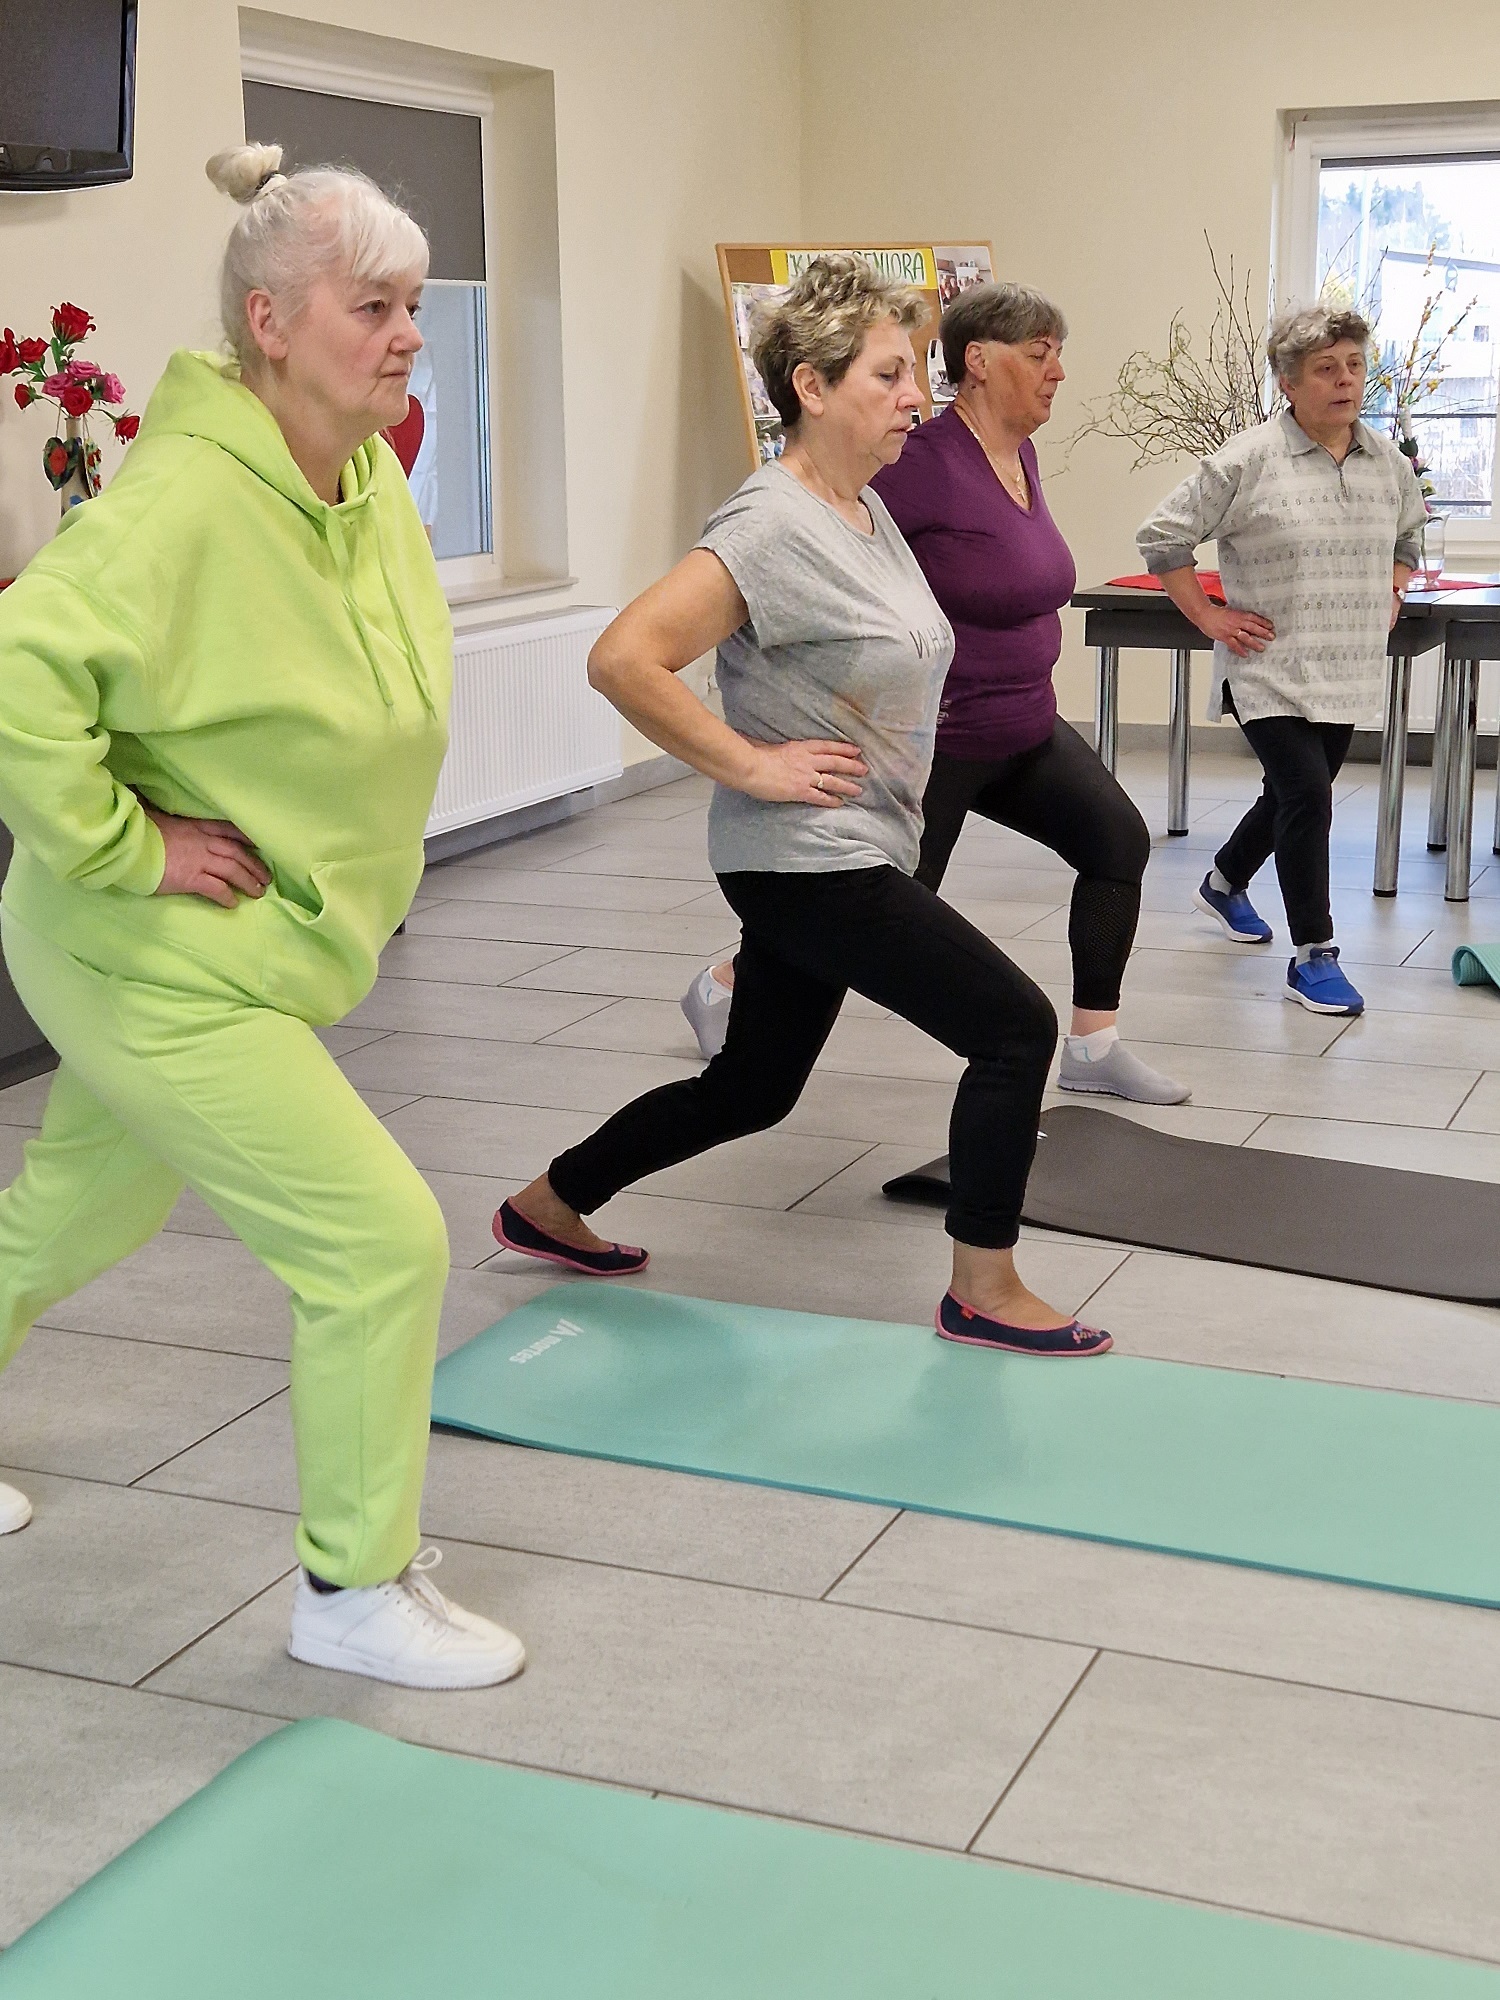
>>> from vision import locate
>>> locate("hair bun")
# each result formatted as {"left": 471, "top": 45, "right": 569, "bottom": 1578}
{"left": 205, "top": 143, "right": 285, "bottom": 204}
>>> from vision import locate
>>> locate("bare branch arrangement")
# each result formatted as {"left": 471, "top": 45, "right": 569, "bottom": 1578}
{"left": 1065, "top": 236, "right": 1274, "bottom": 468}
{"left": 1363, "top": 249, "right": 1475, "bottom": 422}
{"left": 1065, "top": 229, "right": 1479, "bottom": 495}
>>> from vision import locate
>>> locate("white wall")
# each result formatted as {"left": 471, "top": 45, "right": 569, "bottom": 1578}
{"left": 0, "top": 0, "right": 803, "bottom": 762}
{"left": 799, "top": 0, "right": 1500, "bottom": 727}
{"left": 11, "top": 1, "right": 1500, "bottom": 743}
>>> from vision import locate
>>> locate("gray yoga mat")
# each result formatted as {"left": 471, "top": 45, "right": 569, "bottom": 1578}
{"left": 882, "top": 1104, "right": 1500, "bottom": 1304}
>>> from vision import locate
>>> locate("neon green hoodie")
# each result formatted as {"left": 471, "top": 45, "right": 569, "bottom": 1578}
{"left": 0, "top": 350, "right": 451, "bottom": 1024}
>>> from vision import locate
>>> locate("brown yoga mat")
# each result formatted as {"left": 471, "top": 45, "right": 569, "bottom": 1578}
{"left": 882, "top": 1104, "right": 1500, "bottom": 1304}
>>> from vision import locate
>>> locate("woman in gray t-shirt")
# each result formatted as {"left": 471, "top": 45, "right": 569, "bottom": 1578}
{"left": 496, "top": 256, "right": 1109, "bottom": 1356}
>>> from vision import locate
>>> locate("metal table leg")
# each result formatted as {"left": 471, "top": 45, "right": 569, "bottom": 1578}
{"left": 1429, "top": 652, "right": 1456, "bottom": 850}
{"left": 1374, "top": 653, "right": 1412, "bottom": 896}
{"left": 1167, "top": 648, "right": 1192, "bottom": 835}
{"left": 1094, "top": 645, "right": 1119, "bottom": 773}
{"left": 1445, "top": 655, "right": 1479, "bottom": 902}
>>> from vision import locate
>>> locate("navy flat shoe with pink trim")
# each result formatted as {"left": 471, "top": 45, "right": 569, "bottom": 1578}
{"left": 493, "top": 1200, "right": 649, "bottom": 1277}
{"left": 936, "top": 1291, "right": 1112, "bottom": 1356}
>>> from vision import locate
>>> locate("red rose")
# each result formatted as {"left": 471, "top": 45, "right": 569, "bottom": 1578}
{"left": 0, "top": 331, "right": 18, "bottom": 374}
{"left": 52, "top": 303, "right": 95, "bottom": 343}
{"left": 16, "top": 337, "right": 48, "bottom": 366}
{"left": 13, "top": 383, "right": 33, "bottom": 409}
{"left": 59, "top": 382, "right": 94, "bottom": 417}
{"left": 113, "top": 412, "right": 140, "bottom": 441}
{"left": 46, "top": 442, "right": 70, "bottom": 477}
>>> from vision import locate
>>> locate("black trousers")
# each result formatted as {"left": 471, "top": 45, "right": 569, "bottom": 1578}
{"left": 915, "top": 719, "right": 1151, "bottom": 1011}
{"left": 1215, "top": 712, "right": 1354, "bottom": 948}
{"left": 548, "top": 866, "right": 1057, "bottom": 1250}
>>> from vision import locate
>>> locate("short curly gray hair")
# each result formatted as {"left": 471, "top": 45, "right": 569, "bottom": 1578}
{"left": 1266, "top": 304, "right": 1372, "bottom": 386}
{"left": 751, "top": 254, "right": 927, "bottom": 431}
{"left": 940, "top": 283, "right": 1067, "bottom": 387}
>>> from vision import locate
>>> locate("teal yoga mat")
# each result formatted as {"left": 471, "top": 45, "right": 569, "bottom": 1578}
{"left": 432, "top": 1285, "right": 1500, "bottom": 1606}
{"left": 5, "top": 1719, "right": 1497, "bottom": 1998}
{"left": 1453, "top": 942, "right": 1500, "bottom": 988}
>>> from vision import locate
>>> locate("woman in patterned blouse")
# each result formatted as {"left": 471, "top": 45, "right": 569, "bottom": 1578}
{"left": 1136, "top": 304, "right": 1425, "bottom": 1018}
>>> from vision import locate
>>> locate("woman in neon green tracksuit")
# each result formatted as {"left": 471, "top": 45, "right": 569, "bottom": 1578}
{"left": 0, "top": 144, "right": 524, "bottom": 1690}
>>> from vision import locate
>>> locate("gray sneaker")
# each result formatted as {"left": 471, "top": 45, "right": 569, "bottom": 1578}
{"left": 1057, "top": 1039, "right": 1191, "bottom": 1105}
{"left": 680, "top": 967, "right": 732, "bottom": 1061}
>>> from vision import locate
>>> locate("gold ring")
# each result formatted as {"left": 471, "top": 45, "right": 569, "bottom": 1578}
{"left": 813, "top": 773, "right": 825, "bottom": 791}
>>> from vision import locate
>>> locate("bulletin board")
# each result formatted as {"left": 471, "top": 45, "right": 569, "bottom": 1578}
{"left": 716, "top": 241, "right": 996, "bottom": 469}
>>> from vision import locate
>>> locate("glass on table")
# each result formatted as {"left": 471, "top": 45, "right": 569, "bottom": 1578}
{"left": 1419, "top": 515, "right": 1446, "bottom": 587}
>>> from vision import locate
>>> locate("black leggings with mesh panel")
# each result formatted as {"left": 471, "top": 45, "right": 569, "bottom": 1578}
{"left": 915, "top": 719, "right": 1151, "bottom": 1012}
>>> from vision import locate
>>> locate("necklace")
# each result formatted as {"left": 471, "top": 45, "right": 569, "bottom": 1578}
{"left": 954, "top": 400, "right": 1030, "bottom": 509}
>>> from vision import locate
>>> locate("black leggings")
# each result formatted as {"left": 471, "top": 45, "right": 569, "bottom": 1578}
{"left": 916, "top": 720, "right": 1150, "bottom": 1011}
{"left": 1215, "top": 713, "right": 1354, "bottom": 948}
{"left": 548, "top": 866, "right": 1057, "bottom": 1250}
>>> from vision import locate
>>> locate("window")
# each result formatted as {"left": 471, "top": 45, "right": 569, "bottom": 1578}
{"left": 242, "top": 80, "right": 492, "bottom": 564}
{"left": 1280, "top": 105, "right": 1500, "bottom": 551}
{"left": 240, "top": 21, "right": 569, "bottom": 601}
{"left": 1315, "top": 155, "right": 1500, "bottom": 519}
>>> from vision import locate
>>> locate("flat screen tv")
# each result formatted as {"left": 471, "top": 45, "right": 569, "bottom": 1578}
{"left": 0, "top": 0, "right": 138, "bottom": 190}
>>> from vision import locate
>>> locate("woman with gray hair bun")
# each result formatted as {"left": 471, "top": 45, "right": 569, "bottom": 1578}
{"left": 0, "top": 142, "right": 527, "bottom": 1689}
{"left": 1138, "top": 303, "right": 1426, "bottom": 1017}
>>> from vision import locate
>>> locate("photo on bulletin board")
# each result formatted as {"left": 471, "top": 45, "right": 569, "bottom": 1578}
{"left": 716, "top": 242, "right": 996, "bottom": 468}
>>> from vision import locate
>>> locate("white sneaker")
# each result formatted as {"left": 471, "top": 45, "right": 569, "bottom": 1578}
{"left": 680, "top": 966, "right": 732, "bottom": 1061}
{"left": 0, "top": 1481, "right": 32, "bottom": 1534}
{"left": 286, "top": 1547, "right": 525, "bottom": 1689}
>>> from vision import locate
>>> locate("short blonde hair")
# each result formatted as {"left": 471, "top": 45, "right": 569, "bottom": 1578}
{"left": 1267, "top": 303, "right": 1372, "bottom": 386}
{"left": 752, "top": 254, "right": 927, "bottom": 430}
{"left": 205, "top": 143, "right": 429, "bottom": 367}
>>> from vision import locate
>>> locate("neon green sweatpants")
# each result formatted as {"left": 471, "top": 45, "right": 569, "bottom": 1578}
{"left": 0, "top": 911, "right": 447, "bottom": 1588}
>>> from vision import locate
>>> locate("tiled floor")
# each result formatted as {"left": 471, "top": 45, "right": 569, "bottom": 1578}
{"left": 4, "top": 748, "right": 1500, "bottom": 1967}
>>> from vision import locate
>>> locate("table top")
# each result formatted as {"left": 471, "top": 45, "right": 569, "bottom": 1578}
{"left": 1071, "top": 581, "right": 1460, "bottom": 617}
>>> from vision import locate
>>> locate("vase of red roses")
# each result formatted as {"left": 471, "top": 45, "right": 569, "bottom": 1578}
{"left": 1, "top": 303, "right": 139, "bottom": 522}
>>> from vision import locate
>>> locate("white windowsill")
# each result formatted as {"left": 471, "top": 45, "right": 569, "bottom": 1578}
{"left": 444, "top": 577, "right": 581, "bottom": 631}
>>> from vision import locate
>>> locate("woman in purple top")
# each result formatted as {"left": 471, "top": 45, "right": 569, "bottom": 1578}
{"left": 680, "top": 282, "right": 1185, "bottom": 1106}
{"left": 877, "top": 284, "right": 1187, "bottom": 1106}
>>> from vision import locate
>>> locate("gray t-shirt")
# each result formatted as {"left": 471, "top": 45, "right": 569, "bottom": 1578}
{"left": 698, "top": 463, "right": 955, "bottom": 876}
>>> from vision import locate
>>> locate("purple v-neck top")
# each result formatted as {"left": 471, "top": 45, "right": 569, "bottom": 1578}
{"left": 871, "top": 405, "right": 1076, "bottom": 759}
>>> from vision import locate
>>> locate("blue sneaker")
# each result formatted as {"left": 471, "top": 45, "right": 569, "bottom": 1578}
{"left": 1285, "top": 947, "right": 1364, "bottom": 1016}
{"left": 1194, "top": 874, "right": 1272, "bottom": 943}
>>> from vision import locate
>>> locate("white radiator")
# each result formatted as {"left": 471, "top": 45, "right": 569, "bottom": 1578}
{"left": 426, "top": 605, "right": 623, "bottom": 836}
{"left": 1410, "top": 655, "right": 1500, "bottom": 735}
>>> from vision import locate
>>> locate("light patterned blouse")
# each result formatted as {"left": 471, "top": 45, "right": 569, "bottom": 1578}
{"left": 1135, "top": 412, "right": 1427, "bottom": 725}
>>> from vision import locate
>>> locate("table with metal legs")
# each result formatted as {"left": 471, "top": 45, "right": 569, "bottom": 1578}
{"left": 1422, "top": 592, "right": 1500, "bottom": 902}
{"left": 1372, "top": 603, "right": 1447, "bottom": 896}
{"left": 1076, "top": 585, "right": 1455, "bottom": 894}
{"left": 1073, "top": 586, "right": 1216, "bottom": 836}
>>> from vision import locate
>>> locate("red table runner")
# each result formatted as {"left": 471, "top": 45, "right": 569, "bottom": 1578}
{"left": 1107, "top": 570, "right": 1497, "bottom": 601}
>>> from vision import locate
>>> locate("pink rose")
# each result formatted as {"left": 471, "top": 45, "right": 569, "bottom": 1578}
{"left": 39, "top": 371, "right": 70, "bottom": 398}
{"left": 98, "top": 373, "right": 125, "bottom": 405}
{"left": 63, "top": 358, "right": 96, "bottom": 382}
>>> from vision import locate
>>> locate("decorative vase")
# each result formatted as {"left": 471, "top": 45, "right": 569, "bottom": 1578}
{"left": 44, "top": 415, "right": 102, "bottom": 521}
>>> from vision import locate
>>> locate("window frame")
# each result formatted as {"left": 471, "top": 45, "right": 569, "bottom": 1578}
{"left": 1277, "top": 102, "right": 1500, "bottom": 560}
{"left": 238, "top": 33, "right": 505, "bottom": 597}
